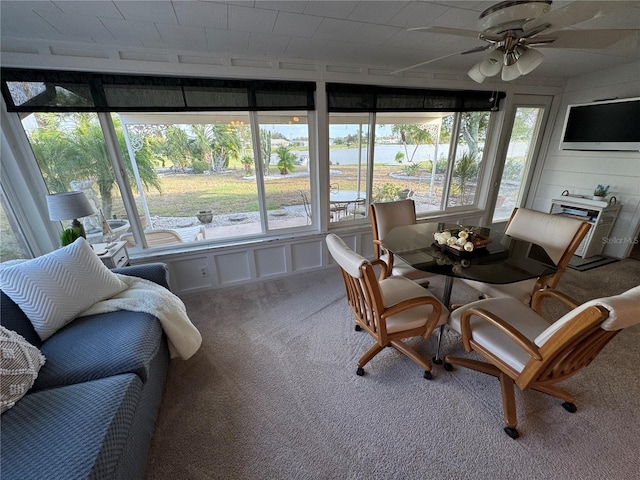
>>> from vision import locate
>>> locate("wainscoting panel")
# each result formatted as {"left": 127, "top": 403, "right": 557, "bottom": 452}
{"left": 169, "top": 255, "right": 213, "bottom": 292}
{"left": 214, "top": 250, "right": 252, "bottom": 286}
{"left": 291, "top": 239, "right": 324, "bottom": 271}
{"left": 254, "top": 245, "right": 288, "bottom": 278}
{"left": 139, "top": 218, "right": 477, "bottom": 295}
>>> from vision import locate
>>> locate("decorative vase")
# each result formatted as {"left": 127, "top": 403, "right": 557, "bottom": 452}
{"left": 196, "top": 210, "right": 213, "bottom": 224}
{"left": 593, "top": 195, "right": 606, "bottom": 201}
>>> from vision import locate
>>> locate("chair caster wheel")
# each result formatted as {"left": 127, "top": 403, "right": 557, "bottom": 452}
{"left": 443, "top": 362, "right": 453, "bottom": 371}
{"left": 423, "top": 370, "right": 432, "bottom": 380}
{"left": 355, "top": 325, "right": 362, "bottom": 332}
{"left": 432, "top": 356, "right": 443, "bottom": 365}
{"left": 562, "top": 402, "right": 577, "bottom": 413}
{"left": 356, "top": 367, "right": 364, "bottom": 376}
{"left": 504, "top": 427, "right": 519, "bottom": 439}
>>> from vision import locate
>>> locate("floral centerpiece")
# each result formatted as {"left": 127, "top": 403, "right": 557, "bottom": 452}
{"left": 433, "top": 226, "right": 492, "bottom": 253}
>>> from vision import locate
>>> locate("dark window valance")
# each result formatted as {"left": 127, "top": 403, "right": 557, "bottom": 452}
{"left": 327, "top": 83, "right": 504, "bottom": 112}
{"left": 1, "top": 68, "right": 316, "bottom": 112}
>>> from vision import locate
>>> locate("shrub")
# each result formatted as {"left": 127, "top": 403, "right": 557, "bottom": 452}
{"left": 240, "top": 155, "right": 254, "bottom": 176}
{"left": 373, "top": 183, "right": 402, "bottom": 202}
{"left": 503, "top": 157, "right": 524, "bottom": 181}
{"left": 191, "top": 160, "right": 209, "bottom": 174}
{"left": 401, "top": 162, "right": 421, "bottom": 177}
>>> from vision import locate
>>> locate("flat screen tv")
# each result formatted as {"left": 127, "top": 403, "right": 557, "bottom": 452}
{"left": 560, "top": 97, "right": 640, "bottom": 151}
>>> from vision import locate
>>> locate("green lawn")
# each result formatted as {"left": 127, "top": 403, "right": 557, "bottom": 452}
{"left": 112, "top": 163, "right": 412, "bottom": 218}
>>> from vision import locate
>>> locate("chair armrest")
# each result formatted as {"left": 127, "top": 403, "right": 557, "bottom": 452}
{"left": 372, "top": 240, "right": 394, "bottom": 268}
{"left": 112, "top": 262, "right": 170, "bottom": 290}
{"left": 459, "top": 307, "right": 542, "bottom": 361}
{"left": 370, "top": 258, "right": 390, "bottom": 280}
{"left": 531, "top": 288, "right": 579, "bottom": 314}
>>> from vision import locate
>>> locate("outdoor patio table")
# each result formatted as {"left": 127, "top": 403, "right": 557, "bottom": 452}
{"left": 330, "top": 190, "right": 365, "bottom": 220}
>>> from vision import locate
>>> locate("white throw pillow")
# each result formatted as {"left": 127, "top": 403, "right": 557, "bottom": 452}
{"left": 0, "top": 326, "right": 46, "bottom": 413}
{"left": 0, "top": 238, "right": 127, "bottom": 341}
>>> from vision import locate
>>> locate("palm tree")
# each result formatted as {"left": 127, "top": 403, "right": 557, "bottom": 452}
{"left": 275, "top": 145, "right": 297, "bottom": 175}
{"left": 453, "top": 152, "right": 479, "bottom": 203}
{"left": 260, "top": 129, "right": 272, "bottom": 176}
{"left": 162, "top": 125, "right": 191, "bottom": 171}
{"left": 391, "top": 124, "right": 433, "bottom": 163}
{"left": 30, "top": 113, "right": 160, "bottom": 219}
{"left": 189, "top": 124, "right": 241, "bottom": 172}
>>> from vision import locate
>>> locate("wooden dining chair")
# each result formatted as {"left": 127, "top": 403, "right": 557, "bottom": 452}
{"left": 445, "top": 285, "right": 640, "bottom": 439}
{"left": 369, "top": 199, "right": 434, "bottom": 286}
{"left": 326, "top": 233, "right": 448, "bottom": 379}
{"left": 461, "top": 207, "right": 591, "bottom": 304}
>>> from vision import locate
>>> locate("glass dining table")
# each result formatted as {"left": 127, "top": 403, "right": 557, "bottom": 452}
{"left": 381, "top": 222, "right": 558, "bottom": 363}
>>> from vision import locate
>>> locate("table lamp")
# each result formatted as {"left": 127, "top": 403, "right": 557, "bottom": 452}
{"left": 46, "top": 191, "right": 95, "bottom": 240}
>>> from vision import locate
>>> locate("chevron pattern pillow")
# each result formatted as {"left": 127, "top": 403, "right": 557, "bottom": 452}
{"left": 0, "top": 238, "right": 127, "bottom": 341}
{"left": 0, "top": 326, "right": 46, "bottom": 413}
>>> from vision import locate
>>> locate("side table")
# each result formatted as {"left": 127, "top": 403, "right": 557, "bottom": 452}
{"left": 94, "top": 241, "right": 129, "bottom": 269}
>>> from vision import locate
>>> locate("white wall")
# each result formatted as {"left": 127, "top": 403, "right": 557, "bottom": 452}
{"left": 530, "top": 61, "right": 640, "bottom": 258}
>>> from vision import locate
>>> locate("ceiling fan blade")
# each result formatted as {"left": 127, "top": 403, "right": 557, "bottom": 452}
{"left": 390, "top": 45, "right": 490, "bottom": 75}
{"left": 530, "top": 30, "right": 640, "bottom": 49}
{"left": 408, "top": 26, "right": 481, "bottom": 38}
{"left": 523, "top": 1, "right": 639, "bottom": 35}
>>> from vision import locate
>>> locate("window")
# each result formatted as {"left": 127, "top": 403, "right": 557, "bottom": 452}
{"left": 328, "top": 113, "right": 370, "bottom": 223}
{"left": 118, "top": 111, "right": 313, "bottom": 246}
{"left": 2, "top": 69, "right": 505, "bottom": 255}
{"left": 2, "top": 69, "right": 316, "bottom": 251}
{"left": 20, "top": 112, "right": 129, "bottom": 242}
{"left": 492, "top": 98, "right": 550, "bottom": 223}
{"left": 327, "top": 110, "right": 493, "bottom": 220}
{"left": 0, "top": 191, "right": 30, "bottom": 262}
{"left": 326, "top": 83, "right": 501, "bottom": 221}
{"left": 447, "top": 112, "right": 490, "bottom": 209}
{"left": 374, "top": 112, "right": 448, "bottom": 214}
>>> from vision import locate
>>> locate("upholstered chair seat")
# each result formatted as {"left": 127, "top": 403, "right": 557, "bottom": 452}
{"left": 448, "top": 296, "right": 552, "bottom": 372}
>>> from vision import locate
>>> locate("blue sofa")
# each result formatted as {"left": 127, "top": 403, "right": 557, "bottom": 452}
{"left": 0, "top": 263, "right": 171, "bottom": 480}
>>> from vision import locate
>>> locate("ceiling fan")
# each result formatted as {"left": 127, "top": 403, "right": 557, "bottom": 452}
{"left": 393, "top": 0, "right": 639, "bottom": 82}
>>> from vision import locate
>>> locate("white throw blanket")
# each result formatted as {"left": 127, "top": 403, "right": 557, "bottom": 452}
{"left": 79, "top": 274, "right": 202, "bottom": 360}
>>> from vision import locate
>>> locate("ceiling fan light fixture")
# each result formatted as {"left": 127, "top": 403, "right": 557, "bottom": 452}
{"left": 479, "top": 48, "right": 503, "bottom": 77}
{"left": 468, "top": 63, "right": 487, "bottom": 83}
{"left": 517, "top": 47, "right": 545, "bottom": 75}
{"left": 504, "top": 50, "right": 519, "bottom": 67}
{"left": 501, "top": 62, "right": 521, "bottom": 81}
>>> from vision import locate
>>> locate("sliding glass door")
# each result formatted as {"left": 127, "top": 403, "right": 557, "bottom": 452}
{"left": 491, "top": 95, "right": 552, "bottom": 223}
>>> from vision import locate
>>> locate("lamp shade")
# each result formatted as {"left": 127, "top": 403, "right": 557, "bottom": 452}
{"left": 479, "top": 49, "right": 503, "bottom": 77}
{"left": 468, "top": 63, "right": 487, "bottom": 83}
{"left": 46, "top": 191, "right": 95, "bottom": 221}
{"left": 517, "top": 48, "right": 544, "bottom": 75}
{"left": 501, "top": 62, "right": 522, "bottom": 81}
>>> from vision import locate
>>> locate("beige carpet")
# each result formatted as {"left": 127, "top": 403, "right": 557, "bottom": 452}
{"left": 145, "top": 259, "right": 640, "bottom": 480}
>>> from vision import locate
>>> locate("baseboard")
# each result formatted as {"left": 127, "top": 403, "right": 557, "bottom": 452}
{"left": 568, "top": 255, "right": 618, "bottom": 272}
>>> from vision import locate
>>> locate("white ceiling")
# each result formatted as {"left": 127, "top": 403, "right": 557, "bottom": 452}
{"left": 1, "top": 1, "right": 639, "bottom": 83}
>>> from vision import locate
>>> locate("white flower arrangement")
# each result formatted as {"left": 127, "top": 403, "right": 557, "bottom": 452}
{"left": 434, "top": 228, "right": 475, "bottom": 252}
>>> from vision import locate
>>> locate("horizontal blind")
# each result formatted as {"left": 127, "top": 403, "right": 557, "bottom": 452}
{"left": 327, "top": 83, "right": 504, "bottom": 112}
{"left": 1, "top": 68, "right": 316, "bottom": 112}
